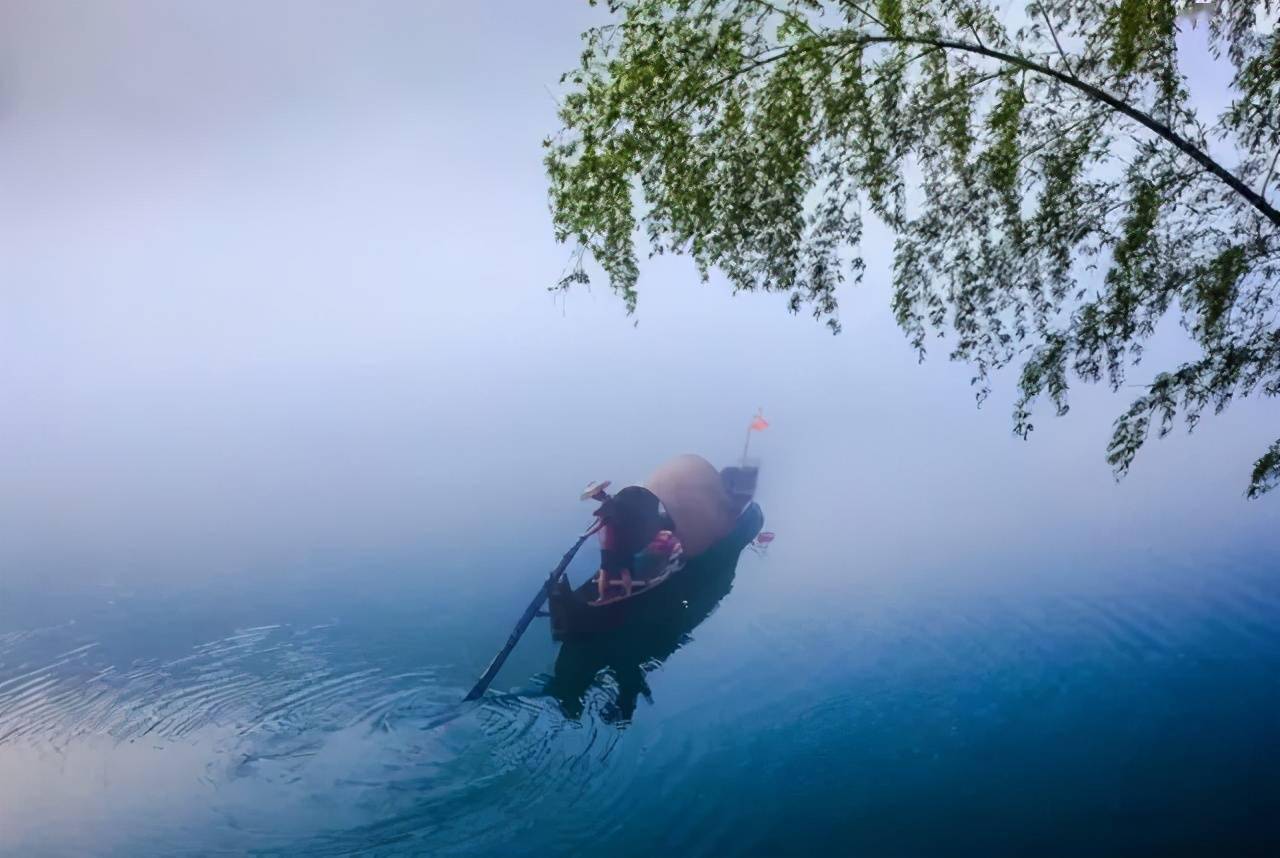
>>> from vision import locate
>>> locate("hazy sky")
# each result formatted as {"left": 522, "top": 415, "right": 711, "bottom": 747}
{"left": 1, "top": 2, "right": 1276, "bottom": 591}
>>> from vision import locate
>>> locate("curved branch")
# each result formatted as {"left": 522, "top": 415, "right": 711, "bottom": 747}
{"left": 849, "top": 34, "right": 1280, "bottom": 228}
{"left": 710, "top": 30, "right": 1280, "bottom": 228}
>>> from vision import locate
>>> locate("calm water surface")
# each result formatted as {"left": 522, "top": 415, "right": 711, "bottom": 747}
{"left": 2, "top": 535, "right": 1279, "bottom": 856}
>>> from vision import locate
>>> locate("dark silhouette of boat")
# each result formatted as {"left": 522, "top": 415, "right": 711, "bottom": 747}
{"left": 543, "top": 503, "right": 762, "bottom": 722}
{"left": 462, "top": 451, "right": 767, "bottom": 705}
{"left": 547, "top": 501, "right": 763, "bottom": 642}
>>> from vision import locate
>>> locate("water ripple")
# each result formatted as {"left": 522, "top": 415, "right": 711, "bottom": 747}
{"left": 4, "top": 563, "right": 1280, "bottom": 856}
{"left": 0, "top": 623, "right": 452, "bottom": 754}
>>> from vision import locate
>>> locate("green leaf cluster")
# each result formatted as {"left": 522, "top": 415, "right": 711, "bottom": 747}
{"left": 547, "top": 0, "right": 1280, "bottom": 496}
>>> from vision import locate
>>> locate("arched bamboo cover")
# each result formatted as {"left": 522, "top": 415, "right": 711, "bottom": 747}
{"left": 645, "top": 454, "right": 733, "bottom": 557}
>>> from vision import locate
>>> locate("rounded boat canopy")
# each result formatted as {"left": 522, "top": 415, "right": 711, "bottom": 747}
{"left": 645, "top": 454, "right": 733, "bottom": 557}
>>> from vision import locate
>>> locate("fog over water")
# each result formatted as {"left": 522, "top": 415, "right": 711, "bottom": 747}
{"left": 3, "top": 1, "right": 1274, "bottom": 590}
{"left": 2, "top": 3, "right": 1278, "bottom": 855}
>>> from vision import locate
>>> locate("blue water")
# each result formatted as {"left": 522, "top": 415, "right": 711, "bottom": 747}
{"left": 2, "top": 540, "right": 1279, "bottom": 856}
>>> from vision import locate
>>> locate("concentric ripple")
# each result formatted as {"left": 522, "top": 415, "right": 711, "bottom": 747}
{"left": 0, "top": 623, "right": 449, "bottom": 752}
{"left": 3, "top": 558, "right": 1280, "bottom": 856}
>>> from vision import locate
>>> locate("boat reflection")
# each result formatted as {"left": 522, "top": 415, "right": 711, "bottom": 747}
{"left": 542, "top": 549, "right": 744, "bottom": 724}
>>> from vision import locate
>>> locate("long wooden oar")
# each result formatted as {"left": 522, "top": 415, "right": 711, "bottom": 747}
{"left": 462, "top": 523, "right": 598, "bottom": 702}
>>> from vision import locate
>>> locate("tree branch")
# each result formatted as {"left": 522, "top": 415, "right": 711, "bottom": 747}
{"left": 726, "top": 31, "right": 1280, "bottom": 228}
{"left": 1038, "top": 6, "right": 1076, "bottom": 77}
{"left": 1262, "top": 148, "right": 1280, "bottom": 205}
{"left": 881, "top": 35, "right": 1280, "bottom": 227}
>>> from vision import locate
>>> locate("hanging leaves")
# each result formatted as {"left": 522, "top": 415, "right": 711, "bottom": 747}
{"left": 547, "top": 0, "right": 1280, "bottom": 496}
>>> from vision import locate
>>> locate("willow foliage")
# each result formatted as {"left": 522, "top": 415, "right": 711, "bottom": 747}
{"left": 545, "top": 0, "right": 1280, "bottom": 496}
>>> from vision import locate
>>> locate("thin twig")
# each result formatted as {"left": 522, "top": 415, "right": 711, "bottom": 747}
{"left": 1262, "top": 148, "right": 1280, "bottom": 204}
{"left": 1039, "top": 6, "right": 1076, "bottom": 76}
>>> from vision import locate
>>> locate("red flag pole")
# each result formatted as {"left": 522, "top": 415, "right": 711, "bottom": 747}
{"left": 742, "top": 408, "right": 766, "bottom": 465}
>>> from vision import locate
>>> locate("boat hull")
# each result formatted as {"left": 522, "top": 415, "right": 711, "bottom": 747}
{"left": 548, "top": 502, "right": 764, "bottom": 642}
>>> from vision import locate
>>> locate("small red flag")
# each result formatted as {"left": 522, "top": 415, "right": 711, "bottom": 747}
{"left": 749, "top": 411, "right": 769, "bottom": 431}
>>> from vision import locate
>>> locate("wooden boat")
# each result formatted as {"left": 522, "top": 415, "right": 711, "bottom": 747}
{"left": 462, "top": 445, "right": 772, "bottom": 704}
{"left": 545, "top": 528, "right": 750, "bottom": 721}
{"left": 547, "top": 500, "right": 764, "bottom": 642}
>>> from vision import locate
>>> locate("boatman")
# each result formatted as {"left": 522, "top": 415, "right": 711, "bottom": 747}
{"left": 591, "top": 485, "right": 661, "bottom": 604}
